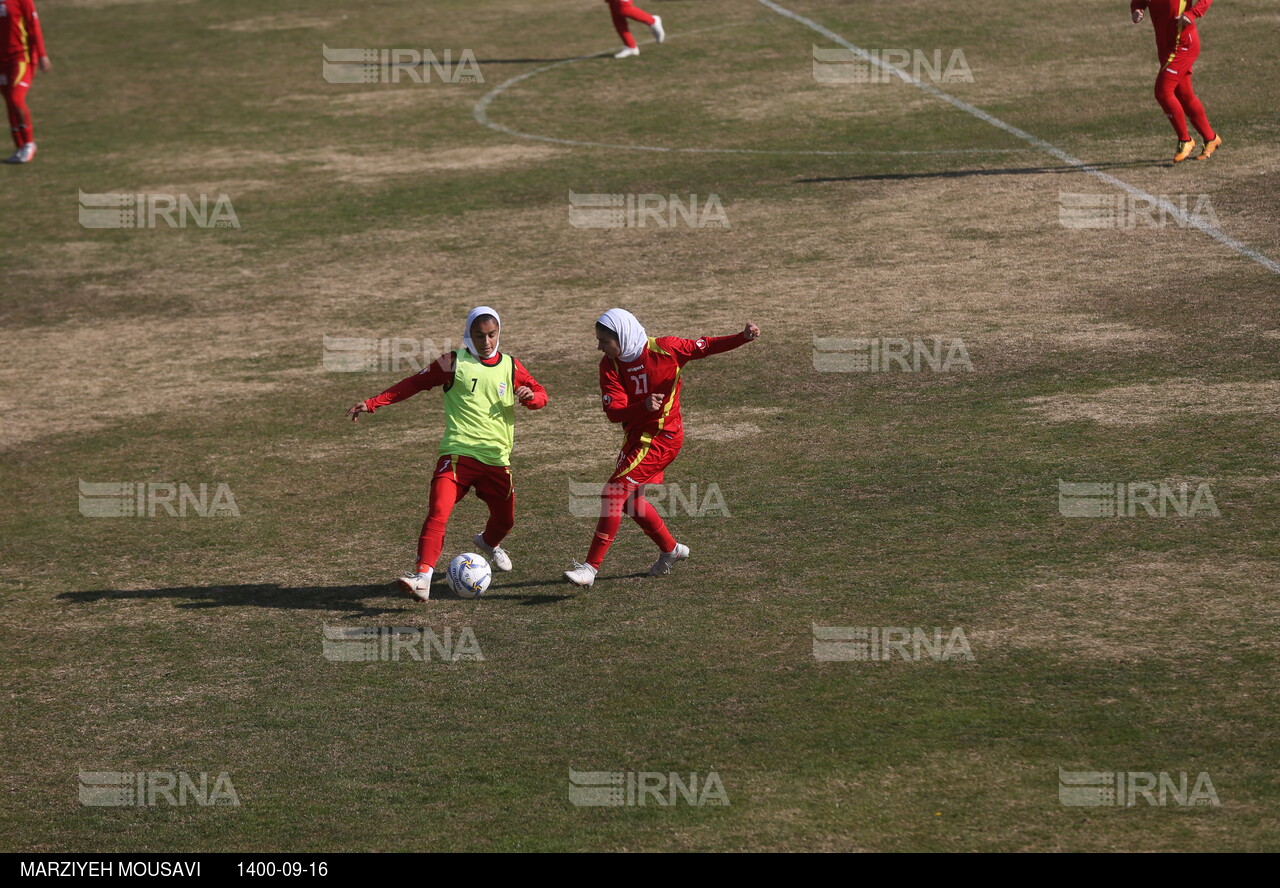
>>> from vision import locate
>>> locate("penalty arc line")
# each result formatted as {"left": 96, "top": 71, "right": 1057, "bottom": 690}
{"left": 756, "top": 0, "right": 1280, "bottom": 276}
{"left": 472, "top": 23, "right": 1037, "bottom": 157}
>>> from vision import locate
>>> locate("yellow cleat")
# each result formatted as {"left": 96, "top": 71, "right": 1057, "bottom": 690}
{"left": 1173, "top": 139, "right": 1196, "bottom": 163}
{"left": 1196, "top": 134, "right": 1222, "bottom": 160}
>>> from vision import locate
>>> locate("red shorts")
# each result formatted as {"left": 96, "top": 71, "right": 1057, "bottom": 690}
{"left": 433, "top": 454, "right": 512, "bottom": 501}
{"left": 1, "top": 57, "right": 32, "bottom": 92}
{"left": 609, "top": 429, "right": 682, "bottom": 487}
{"left": 1160, "top": 25, "right": 1200, "bottom": 76}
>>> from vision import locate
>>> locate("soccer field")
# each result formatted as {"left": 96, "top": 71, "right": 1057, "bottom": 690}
{"left": 2, "top": 0, "right": 1278, "bottom": 853}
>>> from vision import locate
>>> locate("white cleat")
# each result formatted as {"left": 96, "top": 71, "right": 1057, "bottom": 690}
{"left": 473, "top": 533, "right": 512, "bottom": 572}
{"left": 4, "top": 142, "right": 35, "bottom": 164}
{"left": 614, "top": 46, "right": 640, "bottom": 59}
{"left": 397, "top": 569, "right": 433, "bottom": 602}
{"left": 648, "top": 542, "right": 690, "bottom": 577}
{"left": 564, "top": 561, "right": 597, "bottom": 587}
{"left": 650, "top": 16, "right": 665, "bottom": 44}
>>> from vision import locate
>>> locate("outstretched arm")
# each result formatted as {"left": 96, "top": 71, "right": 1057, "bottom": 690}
{"left": 666, "top": 323, "right": 762, "bottom": 365}
{"left": 345, "top": 353, "right": 453, "bottom": 422}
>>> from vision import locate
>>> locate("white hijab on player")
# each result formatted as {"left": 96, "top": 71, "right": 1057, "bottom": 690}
{"left": 597, "top": 308, "right": 647, "bottom": 362}
{"left": 462, "top": 305, "right": 501, "bottom": 358}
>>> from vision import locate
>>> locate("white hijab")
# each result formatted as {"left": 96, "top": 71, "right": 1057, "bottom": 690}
{"left": 597, "top": 308, "right": 648, "bottom": 363}
{"left": 462, "top": 305, "right": 501, "bottom": 359}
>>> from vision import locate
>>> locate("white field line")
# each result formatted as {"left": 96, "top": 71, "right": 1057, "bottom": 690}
{"left": 756, "top": 0, "right": 1280, "bottom": 275}
{"left": 472, "top": 23, "right": 1035, "bottom": 156}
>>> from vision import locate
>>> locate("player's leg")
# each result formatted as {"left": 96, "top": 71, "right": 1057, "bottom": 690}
{"left": 626, "top": 435, "right": 690, "bottom": 576}
{"left": 399, "top": 456, "right": 466, "bottom": 600}
{"left": 1176, "top": 75, "right": 1222, "bottom": 159}
{"left": 2, "top": 83, "right": 20, "bottom": 149}
{"left": 607, "top": 0, "right": 663, "bottom": 57}
{"left": 2, "top": 63, "right": 35, "bottom": 163}
{"left": 625, "top": 487, "right": 688, "bottom": 576}
{"left": 606, "top": 0, "right": 638, "bottom": 51}
{"left": 472, "top": 462, "right": 515, "bottom": 571}
{"left": 588, "top": 480, "right": 630, "bottom": 566}
{"left": 1154, "top": 68, "right": 1195, "bottom": 162}
{"left": 618, "top": 1, "right": 656, "bottom": 29}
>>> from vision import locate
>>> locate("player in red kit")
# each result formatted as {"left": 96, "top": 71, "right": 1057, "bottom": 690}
{"left": 564, "top": 309, "right": 760, "bottom": 588}
{"left": 1131, "top": 1, "right": 1221, "bottom": 162}
{"left": 604, "top": 0, "right": 664, "bottom": 59}
{"left": 1, "top": 0, "right": 50, "bottom": 165}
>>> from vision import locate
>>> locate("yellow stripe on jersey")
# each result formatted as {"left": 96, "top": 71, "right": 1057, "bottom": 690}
{"left": 1165, "top": 1, "right": 1189, "bottom": 68}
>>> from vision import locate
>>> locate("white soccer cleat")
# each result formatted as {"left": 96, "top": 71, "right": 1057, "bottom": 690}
{"left": 564, "top": 561, "right": 597, "bottom": 587}
{"left": 650, "top": 16, "right": 666, "bottom": 44}
{"left": 397, "top": 569, "right": 433, "bottom": 602}
{"left": 614, "top": 46, "right": 640, "bottom": 59}
{"left": 4, "top": 143, "right": 35, "bottom": 164}
{"left": 473, "top": 533, "right": 512, "bottom": 572}
{"left": 648, "top": 542, "right": 690, "bottom": 577}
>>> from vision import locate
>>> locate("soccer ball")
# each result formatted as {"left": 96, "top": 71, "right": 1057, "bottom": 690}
{"left": 447, "top": 553, "right": 492, "bottom": 598}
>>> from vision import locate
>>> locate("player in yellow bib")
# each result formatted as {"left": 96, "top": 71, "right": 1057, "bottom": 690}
{"left": 346, "top": 307, "right": 549, "bottom": 600}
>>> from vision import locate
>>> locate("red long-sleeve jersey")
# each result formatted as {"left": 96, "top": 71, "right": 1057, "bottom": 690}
{"left": 600, "top": 332, "right": 751, "bottom": 445}
{"left": 1, "top": 0, "right": 47, "bottom": 67}
{"left": 1132, "top": 0, "right": 1213, "bottom": 65}
{"left": 364, "top": 350, "right": 548, "bottom": 412}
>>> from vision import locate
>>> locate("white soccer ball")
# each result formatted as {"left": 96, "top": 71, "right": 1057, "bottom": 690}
{"left": 447, "top": 552, "right": 492, "bottom": 598}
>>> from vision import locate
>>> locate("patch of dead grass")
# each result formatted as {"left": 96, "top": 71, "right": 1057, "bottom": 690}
{"left": 1024, "top": 379, "right": 1280, "bottom": 425}
{"left": 971, "top": 554, "right": 1280, "bottom": 664}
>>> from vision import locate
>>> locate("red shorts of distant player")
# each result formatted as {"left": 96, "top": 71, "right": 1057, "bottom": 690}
{"left": 416, "top": 454, "right": 514, "bottom": 573}
{"left": 604, "top": 0, "right": 655, "bottom": 50}
{"left": 1, "top": 58, "right": 33, "bottom": 149}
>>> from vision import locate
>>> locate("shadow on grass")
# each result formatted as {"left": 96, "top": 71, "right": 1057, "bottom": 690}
{"left": 796, "top": 160, "right": 1164, "bottom": 183}
{"left": 57, "top": 579, "right": 584, "bottom": 614}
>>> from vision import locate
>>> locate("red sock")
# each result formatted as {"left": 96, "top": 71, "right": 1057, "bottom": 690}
{"left": 629, "top": 491, "right": 676, "bottom": 553}
{"left": 1154, "top": 71, "right": 1190, "bottom": 142}
{"left": 1175, "top": 75, "right": 1215, "bottom": 142}
{"left": 586, "top": 482, "right": 629, "bottom": 569}
{"left": 3, "top": 86, "right": 31, "bottom": 148}
{"left": 416, "top": 474, "right": 460, "bottom": 573}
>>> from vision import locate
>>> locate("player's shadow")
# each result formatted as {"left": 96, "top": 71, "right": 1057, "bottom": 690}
{"left": 796, "top": 160, "right": 1159, "bottom": 184}
{"left": 58, "top": 580, "right": 574, "bottom": 615}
